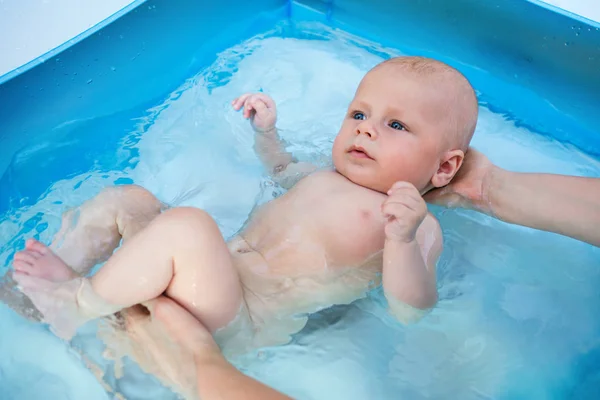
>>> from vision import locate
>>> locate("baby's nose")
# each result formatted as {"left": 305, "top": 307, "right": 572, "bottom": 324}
{"left": 356, "top": 124, "right": 375, "bottom": 138}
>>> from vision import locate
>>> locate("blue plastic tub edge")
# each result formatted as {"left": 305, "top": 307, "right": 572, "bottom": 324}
{"left": 0, "top": 0, "right": 149, "bottom": 86}
{"left": 2, "top": 0, "right": 598, "bottom": 87}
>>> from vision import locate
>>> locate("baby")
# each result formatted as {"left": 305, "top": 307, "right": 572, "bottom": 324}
{"left": 11, "top": 56, "right": 478, "bottom": 355}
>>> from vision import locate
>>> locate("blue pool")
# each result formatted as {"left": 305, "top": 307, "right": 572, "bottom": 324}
{"left": 1, "top": 1, "right": 599, "bottom": 399}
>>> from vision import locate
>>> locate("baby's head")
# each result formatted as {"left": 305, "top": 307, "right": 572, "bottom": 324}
{"left": 332, "top": 56, "right": 478, "bottom": 194}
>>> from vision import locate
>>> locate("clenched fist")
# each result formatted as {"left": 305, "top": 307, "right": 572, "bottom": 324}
{"left": 382, "top": 182, "right": 428, "bottom": 243}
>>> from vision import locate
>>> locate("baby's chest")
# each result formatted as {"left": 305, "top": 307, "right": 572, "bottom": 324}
{"left": 309, "top": 192, "right": 388, "bottom": 266}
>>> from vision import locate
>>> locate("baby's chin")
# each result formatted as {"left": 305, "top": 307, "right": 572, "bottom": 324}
{"left": 335, "top": 163, "right": 429, "bottom": 194}
{"left": 334, "top": 166, "right": 388, "bottom": 194}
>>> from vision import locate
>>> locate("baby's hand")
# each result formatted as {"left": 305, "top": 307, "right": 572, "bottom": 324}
{"left": 232, "top": 92, "right": 277, "bottom": 132}
{"left": 382, "top": 182, "right": 428, "bottom": 243}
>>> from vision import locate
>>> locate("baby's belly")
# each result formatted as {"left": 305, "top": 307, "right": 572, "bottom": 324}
{"left": 222, "top": 236, "right": 380, "bottom": 353}
{"left": 226, "top": 236, "right": 377, "bottom": 323}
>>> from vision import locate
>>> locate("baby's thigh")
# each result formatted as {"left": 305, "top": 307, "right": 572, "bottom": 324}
{"left": 159, "top": 207, "right": 243, "bottom": 333}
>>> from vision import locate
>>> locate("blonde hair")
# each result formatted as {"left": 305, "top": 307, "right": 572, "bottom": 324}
{"left": 374, "top": 56, "right": 478, "bottom": 151}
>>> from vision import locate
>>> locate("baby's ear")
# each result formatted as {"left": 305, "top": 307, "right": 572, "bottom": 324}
{"left": 431, "top": 149, "right": 464, "bottom": 188}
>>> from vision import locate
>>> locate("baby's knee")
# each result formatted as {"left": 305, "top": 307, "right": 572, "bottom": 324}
{"left": 96, "top": 185, "right": 163, "bottom": 216}
{"left": 156, "top": 207, "right": 220, "bottom": 238}
{"left": 100, "top": 185, "right": 158, "bottom": 205}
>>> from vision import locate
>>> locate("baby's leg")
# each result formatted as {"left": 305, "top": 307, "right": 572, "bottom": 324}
{"left": 7, "top": 185, "right": 162, "bottom": 322}
{"left": 13, "top": 185, "right": 163, "bottom": 279}
{"left": 90, "top": 207, "right": 243, "bottom": 332}
{"left": 15, "top": 207, "right": 243, "bottom": 336}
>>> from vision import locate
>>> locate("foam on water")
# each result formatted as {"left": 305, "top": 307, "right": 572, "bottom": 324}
{"left": 1, "top": 21, "right": 599, "bottom": 399}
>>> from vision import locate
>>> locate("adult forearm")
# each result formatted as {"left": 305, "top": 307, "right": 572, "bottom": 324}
{"left": 195, "top": 354, "right": 292, "bottom": 400}
{"left": 489, "top": 168, "right": 600, "bottom": 246}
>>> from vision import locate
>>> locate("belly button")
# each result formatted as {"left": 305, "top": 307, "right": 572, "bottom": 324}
{"left": 282, "top": 278, "right": 293, "bottom": 289}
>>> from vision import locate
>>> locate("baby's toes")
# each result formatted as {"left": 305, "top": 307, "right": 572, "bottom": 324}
{"left": 13, "top": 261, "right": 34, "bottom": 275}
{"left": 13, "top": 251, "right": 39, "bottom": 274}
{"left": 14, "top": 250, "right": 37, "bottom": 265}
{"left": 25, "top": 238, "right": 50, "bottom": 256}
{"left": 13, "top": 272, "right": 54, "bottom": 291}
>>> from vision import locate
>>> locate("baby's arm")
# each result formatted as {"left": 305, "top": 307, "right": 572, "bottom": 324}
{"left": 232, "top": 93, "right": 316, "bottom": 189}
{"left": 381, "top": 182, "right": 442, "bottom": 324}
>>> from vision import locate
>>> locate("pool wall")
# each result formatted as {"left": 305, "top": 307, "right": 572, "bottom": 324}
{"left": 0, "top": 0, "right": 598, "bottom": 186}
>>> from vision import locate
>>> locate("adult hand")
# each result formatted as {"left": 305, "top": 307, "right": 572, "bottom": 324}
{"left": 424, "top": 147, "right": 496, "bottom": 215}
{"left": 153, "top": 297, "right": 292, "bottom": 400}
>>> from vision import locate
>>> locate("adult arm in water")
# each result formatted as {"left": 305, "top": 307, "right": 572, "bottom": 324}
{"left": 153, "top": 297, "right": 292, "bottom": 400}
{"left": 423, "top": 148, "right": 600, "bottom": 247}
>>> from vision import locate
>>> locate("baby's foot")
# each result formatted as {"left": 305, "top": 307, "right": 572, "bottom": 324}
{"left": 12, "top": 273, "right": 88, "bottom": 340}
{"left": 13, "top": 239, "right": 77, "bottom": 282}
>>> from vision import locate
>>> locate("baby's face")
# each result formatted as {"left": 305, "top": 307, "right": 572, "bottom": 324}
{"left": 332, "top": 67, "right": 450, "bottom": 194}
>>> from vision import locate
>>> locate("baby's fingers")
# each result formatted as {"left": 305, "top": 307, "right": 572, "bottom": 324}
{"left": 243, "top": 101, "right": 255, "bottom": 119}
{"left": 387, "top": 181, "right": 417, "bottom": 194}
{"left": 232, "top": 93, "right": 252, "bottom": 110}
{"left": 249, "top": 98, "right": 268, "bottom": 114}
{"left": 385, "top": 192, "right": 422, "bottom": 211}
{"left": 253, "top": 93, "right": 275, "bottom": 109}
{"left": 381, "top": 202, "right": 411, "bottom": 219}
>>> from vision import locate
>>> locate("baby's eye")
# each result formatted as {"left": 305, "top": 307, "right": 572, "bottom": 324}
{"left": 389, "top": 121, "right": 406, "bottom": 131}
{"left": 352, "top": 112, "right": 366, "bottom": 120}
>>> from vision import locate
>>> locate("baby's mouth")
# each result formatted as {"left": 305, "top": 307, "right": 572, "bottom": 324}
{"left": 348, "top": 145, "right": 373, "bottom": 160}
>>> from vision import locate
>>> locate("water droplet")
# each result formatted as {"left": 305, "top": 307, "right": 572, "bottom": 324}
{"left": 87, "top": 79, "right": 93, "bottom": 84}
{"left": 576, "top": 32, "right": 580, "bottom": 36}
{"left": 110, "top": 66, "right": 117, "bottom": 71}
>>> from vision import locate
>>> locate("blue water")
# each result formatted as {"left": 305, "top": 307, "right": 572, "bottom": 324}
{"left": 1, "top": 15, "right": 600, "bottom": 400}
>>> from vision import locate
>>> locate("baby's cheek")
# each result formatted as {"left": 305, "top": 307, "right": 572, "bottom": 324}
{"left": 331, "top": 142, "right": 346, "bottom": 170}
